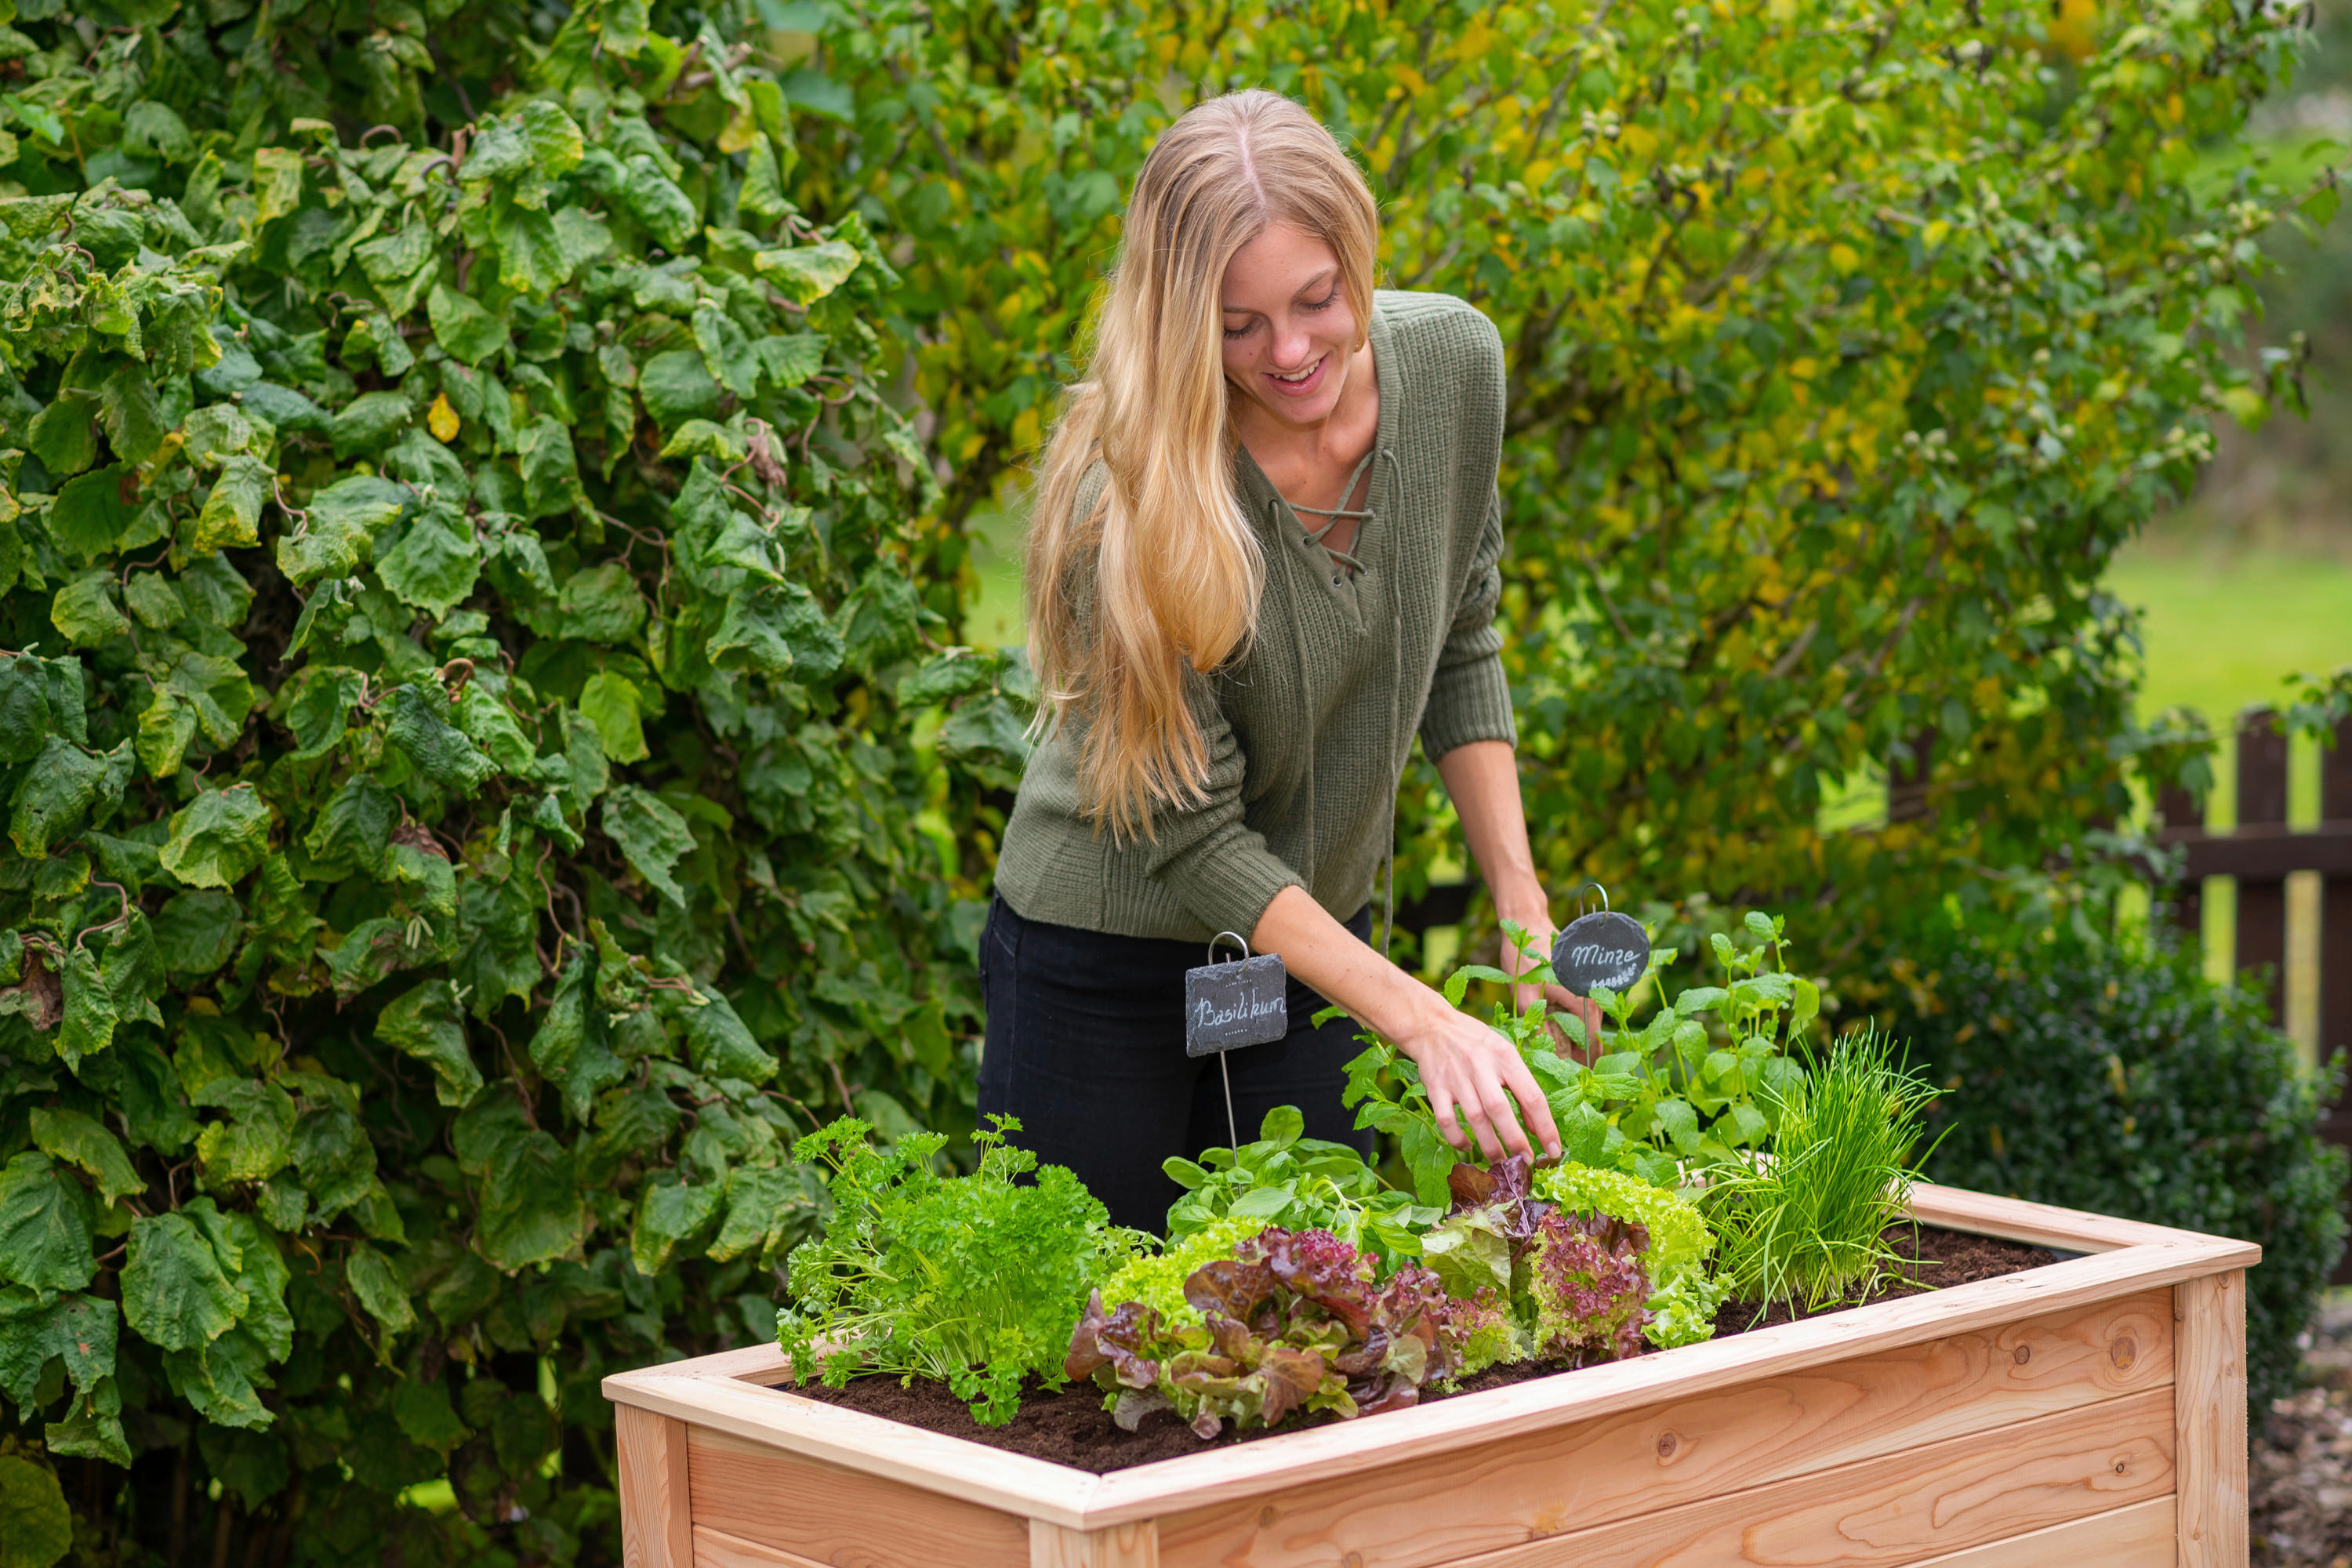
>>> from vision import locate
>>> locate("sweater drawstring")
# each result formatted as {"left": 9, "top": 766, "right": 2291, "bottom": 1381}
{"left": 1272, "top": 446, "right": 1409, "bottom": 964}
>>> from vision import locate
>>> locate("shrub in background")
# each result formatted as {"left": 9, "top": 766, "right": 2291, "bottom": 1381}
{"left": 1884, "top": 917, "right": 2347, "bottom": 1414}
{"left": 0, "top": 0, "right": 1021, "bottom": 1559}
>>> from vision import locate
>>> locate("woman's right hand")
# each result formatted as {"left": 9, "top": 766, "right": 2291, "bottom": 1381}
{"left": 1391, "top": 992, "right": 1563, "bottom": 1164}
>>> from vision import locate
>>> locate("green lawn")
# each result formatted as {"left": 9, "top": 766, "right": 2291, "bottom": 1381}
{"left": 2108, "top": 542, "right": 2352, "bottom": 829}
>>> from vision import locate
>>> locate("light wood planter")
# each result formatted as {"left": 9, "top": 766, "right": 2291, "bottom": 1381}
{"left": 603, "top": 1183, "right": 2259, "bottom": 1568}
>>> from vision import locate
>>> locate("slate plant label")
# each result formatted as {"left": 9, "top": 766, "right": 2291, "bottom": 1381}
{"left": 1552, "top": 911, "right": 1653, "bottom": 997}
{"left": 1185, "top": 954, "right": 1288, "bottom": 1056}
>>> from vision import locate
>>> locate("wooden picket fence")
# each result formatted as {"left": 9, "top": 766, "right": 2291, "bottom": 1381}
{"left": 2155, "top": 710, "right": 2352, "bottom": 1283}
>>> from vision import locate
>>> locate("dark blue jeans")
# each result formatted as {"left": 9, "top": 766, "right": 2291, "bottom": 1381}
{"left": 977, "top": 895, "right": 1377, "bottom": 1233}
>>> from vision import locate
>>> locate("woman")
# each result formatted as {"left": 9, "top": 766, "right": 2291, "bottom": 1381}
{"left": 982, "top": 90, "right": 1595, "bottom": 1232}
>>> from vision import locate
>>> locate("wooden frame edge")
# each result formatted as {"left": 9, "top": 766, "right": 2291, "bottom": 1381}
{"left": 601, "top": 1188, "right": 2259, "bottom": 1534}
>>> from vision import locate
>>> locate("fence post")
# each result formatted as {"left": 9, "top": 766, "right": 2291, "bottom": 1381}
{"left": 2155, "top": 775, "right": 2205, "bottom": 942}
{"left": 2234, "top": 708, "right": 2289, "bottom": 1026}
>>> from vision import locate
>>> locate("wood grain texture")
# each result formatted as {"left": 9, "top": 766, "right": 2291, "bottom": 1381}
{"left": 1081, "top": 1235, "right": 2243, "bottom": 1530}
{"left": 1156, "top": 1291, "right": 2173, "bottom": 1568}
{"left": 1893, "top": 1495, "right": 2176, "bottom": 1567}
{"left": 2175, "top": 1269, "right": 2251, "bottom": 1566}
{"left": 691, "top": 1525, "right": 830, "bottom": 1568}
{"left": 686, "top": 1422, "right": 1032, "bottom": 1568}
{"left": 1908, "top": 1182, "right": 2257, "bottom": 1257}
{"left": 619, "top": 1406, "right": 695, "bottom": 1568}
{"left": 1428, "top": 1385, "right": 2176, "bottom": 1568}
{"left": 605, "top": 1367, "right": 1104, "bottom": 1528}
{"left": 1029, "top": 1522, "right": 1160, "bottom": 1568}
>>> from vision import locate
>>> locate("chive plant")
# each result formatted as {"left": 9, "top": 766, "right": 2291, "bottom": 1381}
{"left": 1703, "top": 1029, "right": 1943, "bottom": 1316}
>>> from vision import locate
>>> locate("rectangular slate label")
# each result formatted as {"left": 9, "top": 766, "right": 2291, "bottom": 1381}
{"left": 1184, "top": 954, "right": 1288, "bottom": 1056}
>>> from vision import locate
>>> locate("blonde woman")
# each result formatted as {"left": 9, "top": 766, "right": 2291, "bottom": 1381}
{"left": 984, "top": 90, "right": 1597, "bottom": 1231}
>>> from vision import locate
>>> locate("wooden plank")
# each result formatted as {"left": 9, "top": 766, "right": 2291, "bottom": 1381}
{"left": 685, "top": 1423, "right": 1032, "bottom": 1568}
{"left": 2167, "top": 821, "right": 2352, "bottom": 880}
{"left": 2156, "top": 779, "right": 2205, "bottom": 941}
{"left": 2174, "top": 1269, "right": 2249, "bottom": 1567}
{"left": 604, "top": 1368, "right": 1104, "bottom": 1529}
{"left": 692, "top": 1525, "right": 830, "bottom": 1568}
{"left": 1155, "top": 1290, "right": 2173, "bottom": 1568}
{"left": 1893, "top": 1495, "right": 2175, "bottom": 1567}
{"left": 1030, "top": 1522, "right": 1161, "bottom": 1568}
{"left": 618, "top": 1405, "right": 695, "bottom": 1568}
{"left": 1424, "top": 1385, "right": 2175, "bottom": 1568}
{"left": 1906, "top": 1181, "right": 2245, "bottom": 1255}
{"left": 2237, "top": 710, "right": 2290, "bottom": 1023}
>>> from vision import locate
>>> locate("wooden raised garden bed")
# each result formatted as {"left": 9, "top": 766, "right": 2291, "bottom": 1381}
{"left": 603, "top": 1182, "right": 2257, "bottom": 1568}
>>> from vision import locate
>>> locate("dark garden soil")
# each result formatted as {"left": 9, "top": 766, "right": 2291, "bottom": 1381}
{"left": 2252, "top": 1292, "right": 2352, "bottom": 1568}
{"left": 786, "top": 1224, "right": 2056, "bottom": 1474}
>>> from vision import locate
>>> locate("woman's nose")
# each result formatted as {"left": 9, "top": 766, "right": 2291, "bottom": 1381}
{"left": 1270, "top": 318, "right": 1315, "bottom": 370}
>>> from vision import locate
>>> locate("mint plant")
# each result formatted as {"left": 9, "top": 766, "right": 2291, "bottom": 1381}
{"left": 1342, "top": 912, "right": 1818, "bottom": 1202}
{"left": 776, "top": 1116, "right": 1141, "bottom": 1425}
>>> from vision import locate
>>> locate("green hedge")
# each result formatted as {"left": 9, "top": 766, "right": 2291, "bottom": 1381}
{"left": 0, "top": 0, "right": 1025, "bottom": 1559}
{"left": 1884, "top": 917, "right": 2347, "bottom": 1414}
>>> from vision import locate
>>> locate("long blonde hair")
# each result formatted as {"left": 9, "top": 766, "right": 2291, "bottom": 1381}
{"left": 1028, "top": 90, "right": 1380, "bottom": 840}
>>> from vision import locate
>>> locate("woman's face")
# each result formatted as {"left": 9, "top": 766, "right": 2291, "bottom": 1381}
{"left": 1220, "top": 221, "right": 1357, "bottom": 429}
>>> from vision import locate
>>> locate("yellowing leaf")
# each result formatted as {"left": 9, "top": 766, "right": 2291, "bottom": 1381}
{"left": 427, "top": 392, "right": 460, "bottom": 442}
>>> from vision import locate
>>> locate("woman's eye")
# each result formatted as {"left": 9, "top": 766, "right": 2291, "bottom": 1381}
{"left": 1223, "top": 321, "right": 1254, "bottom": 340}
{"left": 1303, "top": 291, "right": 1338, "bottom": 311}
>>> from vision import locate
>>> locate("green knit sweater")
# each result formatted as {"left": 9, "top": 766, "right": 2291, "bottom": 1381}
{"left": 993, "top": 290, "right": 1518, "bottom": 944}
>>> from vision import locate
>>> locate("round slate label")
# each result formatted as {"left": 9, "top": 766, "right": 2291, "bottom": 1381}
{"left": 1551, "top": 910, "right": 1652, "bottom": 997}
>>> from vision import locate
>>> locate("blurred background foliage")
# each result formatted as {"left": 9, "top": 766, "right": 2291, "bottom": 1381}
{"left": 0, "top": 0, "right": 2344, "bottom": 1563}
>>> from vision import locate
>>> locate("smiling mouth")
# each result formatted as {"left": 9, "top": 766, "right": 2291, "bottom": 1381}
{"left": 1267, "top": 355, "right": 1325, "bottom": 390}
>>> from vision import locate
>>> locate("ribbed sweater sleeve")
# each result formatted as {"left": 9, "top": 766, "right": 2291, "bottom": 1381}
{"left": 1417, "top": 487, "right": 1518, "bottom": 757}
{"left": 1138, "top": 671, "right": 1306, "bottom": 939}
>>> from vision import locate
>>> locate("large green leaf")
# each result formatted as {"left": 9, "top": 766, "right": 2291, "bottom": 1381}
{"left": 682, "top": 992, "right": 776, "bottom": 1085}
{"left": 159, "top": 784, "right": 271, "bottom": 889}
{"left": 376, "top": 980, "right": 482, "bottom": 1106}
{"left": 601, "top": 786, "right": 693, "bottom": 908}
{"left": 0, "top": 1155, "right": 95, "bottom": 1293}
{"left": 427, "top": 282, "right": 509, "bottom": 365}
{"left": 188, "top": 455, "right": 271, "bottom": 557}
{"left": 527, "top": 953, "right": 622, "bottom": 1121}
{"left": 343, "top": 1244, "right": 415, "bottom": 1336}
{"left": 383, "top": 684, "right": 496, "bottom": 794}
{"left": 0, "top": 1454, "right": 72, "bottom": 1568}
{"left": 0, "top": 1289, "right": 117, "bottom": 1414}
{"left": 278, "top": 474, "right": 405, "bottom": 586}
{"left": 9, "top": 736, "right": 116, "bottom": 855}
{"left": 376, "top": 503, "right": 482, "bottom": 618}
{"left": 121, "top": 1209, "right": 242, "bottom": 1352}
{"left": 29, "top": 1107, "right": 143, "bottom": 1200}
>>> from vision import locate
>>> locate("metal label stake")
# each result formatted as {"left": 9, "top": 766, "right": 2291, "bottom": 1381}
{"left": 1183, "top": 931, "right": 1287, "bottom": 1151}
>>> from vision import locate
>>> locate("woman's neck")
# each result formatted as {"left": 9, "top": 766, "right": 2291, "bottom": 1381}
{"left": 1231, "top": 338, "right": 1380, "bottom": 474}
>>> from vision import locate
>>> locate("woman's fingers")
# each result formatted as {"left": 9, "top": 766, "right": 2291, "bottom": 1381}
{"left": 1497, "top": 1045, "right": 1562, "bottom": 1158}
{"left": 1423, "top": 1072, "right": 1472, "bottom": 1152}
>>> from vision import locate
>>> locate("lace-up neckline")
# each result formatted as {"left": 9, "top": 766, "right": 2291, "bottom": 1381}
{"left": 1282, "top": 442, "right": 1381, "bottom": 581}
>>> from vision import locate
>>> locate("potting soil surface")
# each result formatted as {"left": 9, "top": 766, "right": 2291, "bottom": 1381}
{"left": 787, "top": 1223, "right": 2055, "bottom": 1473}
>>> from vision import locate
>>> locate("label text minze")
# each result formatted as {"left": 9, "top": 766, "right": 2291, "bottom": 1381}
{"left": 1569, "top": 944, "right": 1643, "bottom": 973}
